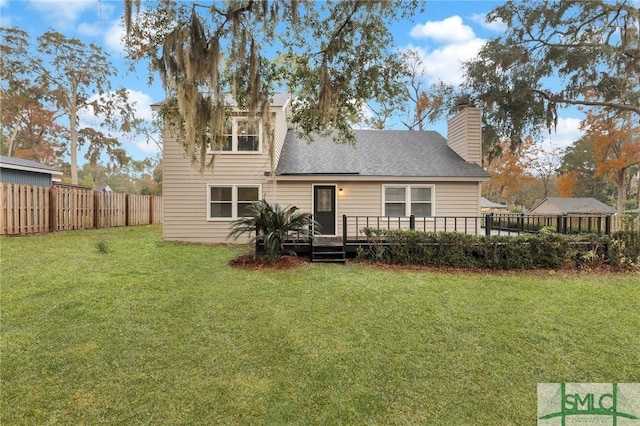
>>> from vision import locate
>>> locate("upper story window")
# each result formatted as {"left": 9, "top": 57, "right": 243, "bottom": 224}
{"left": 383, "top": 185, "right": 434, "bottom": 217}
{"left": 211, "top": 117, "right": 261, "bottom": 153}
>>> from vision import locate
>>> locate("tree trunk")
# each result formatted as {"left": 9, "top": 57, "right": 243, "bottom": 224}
{"left": 637, "top": 170, "right": 640, "bottom": 209}
{"left": 6, "top": 126, "right": 18, "bottom": 157}
{"left": 615, "top": 169, "right": 626, "bottom": 215}
{"left": 70, "top": 90, "right": 78, "bottom": 185}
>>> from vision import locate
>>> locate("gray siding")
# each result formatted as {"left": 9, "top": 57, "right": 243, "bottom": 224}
{"left": 0, "top": 169, "right": 52, "bottom": 186}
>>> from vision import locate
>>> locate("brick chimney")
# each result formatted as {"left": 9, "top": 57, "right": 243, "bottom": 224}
{"left": 446, "top": 105, "right": 482, "bottom": 166}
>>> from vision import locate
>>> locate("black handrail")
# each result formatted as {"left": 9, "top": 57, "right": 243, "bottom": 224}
{"left": 342, "top": 213, "right": 613, "bottom": 242}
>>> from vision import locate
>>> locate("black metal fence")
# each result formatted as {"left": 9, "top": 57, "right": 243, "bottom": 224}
{"left": 343, "top": 213, "right": 613, "bottom": 242}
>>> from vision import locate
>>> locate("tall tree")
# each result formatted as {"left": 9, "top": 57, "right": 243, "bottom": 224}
{"left": 581, "top": 108, "right": 640, "bottom": 214}
{"left": 558, "top": 136, "right": 615, "bottom": 201}
{"left": 124, "top": 0, "right": 421, "bottom": 170}
{"left": 483, "top": 138, "right": 536, "bottom": 207}
{"left": 0, "top": 28, "right": 64, "bottom": 164}
{"left": 460, "top": 1, "right": 639, "bottom": 151}
{"left": 526, "top": 144, "right": 563, "bottom": 199}
{"left": 0, "top": 27, "right": 139, "bottom": 184}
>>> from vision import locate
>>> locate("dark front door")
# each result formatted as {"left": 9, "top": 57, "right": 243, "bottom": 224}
{"left": 313, "top": 185, "right": 336, "bottom": 235}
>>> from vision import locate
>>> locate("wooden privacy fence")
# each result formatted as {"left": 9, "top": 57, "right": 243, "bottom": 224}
{"left": 0, "top": 183, "right": 162, "bottom": 236}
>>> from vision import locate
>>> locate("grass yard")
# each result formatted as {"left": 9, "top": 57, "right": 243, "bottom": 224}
{"left": 1, "top": 226, "right": 639, "bottom": 425}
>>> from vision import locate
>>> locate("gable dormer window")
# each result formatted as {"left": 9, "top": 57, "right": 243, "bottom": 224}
{"left": 212, "top": 117, "right": 261, "bottom": 153}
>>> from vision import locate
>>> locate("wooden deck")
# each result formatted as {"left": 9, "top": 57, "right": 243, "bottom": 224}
{"left": 257, "top": 213, "right": 616, "bottom": 262}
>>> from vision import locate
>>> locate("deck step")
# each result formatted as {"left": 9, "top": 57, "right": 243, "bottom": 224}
{"left": 312, "top": 250, "right": 346, "bottom": 263}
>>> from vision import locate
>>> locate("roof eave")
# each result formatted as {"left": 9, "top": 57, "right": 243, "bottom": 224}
{"left": 0, "top": 163, "right": 62, "bottom": 176}
{"left": 273, "top": 174, "right": 489, "bottom": 182}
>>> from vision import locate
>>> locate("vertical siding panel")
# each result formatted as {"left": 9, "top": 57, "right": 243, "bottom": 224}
{"left": 8, "top": 184, "right": 14, "bottom": 234}
{"left": 26, "top": 185, "right": 33, "bottom": 233}
{"left": 0, "top": 184, "right": 5, "bottom": 235}
{"left": 19, "top": 184, "right": 27, "bottom": 235}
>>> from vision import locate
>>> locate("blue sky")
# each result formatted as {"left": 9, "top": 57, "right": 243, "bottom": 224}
{"left": 0, "top": 0, "right": 585, "bottom": 163}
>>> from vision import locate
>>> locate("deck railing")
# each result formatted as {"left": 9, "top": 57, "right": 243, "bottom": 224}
{"left": 342, "top": 213, "right": 613, "bottom": 243}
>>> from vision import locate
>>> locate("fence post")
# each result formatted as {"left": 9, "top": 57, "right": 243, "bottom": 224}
{"left": 485, "top": 213, "right": 493, "bottom": 237}
{"left": 94, "top": 191, "right": 100, "bottom": 229}
{"left": 149, "top": 196, "right": 154, "bottom": 225}
{"left": 409, "top": 214, "right": 415, "bottom": 230}
{"left": 125, "top": 194, "right": 130, "bottom": 226}
{"left": 49, "top": 186, "right": 58, "bottom": 232}
{"left": 343, "top": 215, "right": 347, "bottom": 242}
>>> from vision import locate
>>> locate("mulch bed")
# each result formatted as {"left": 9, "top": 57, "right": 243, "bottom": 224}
{"left": 229, "top": 254, "right": 310, "bottom": 270}
{"left": 230, "top": 253, "right": 636, "bottom": 275}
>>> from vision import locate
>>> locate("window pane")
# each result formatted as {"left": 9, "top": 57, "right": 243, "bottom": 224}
{"left": 211, "top": 203, "right": 232, "bottom": 218}
{"left": 222, "top": 136, "right": 232, "bottom": 151}
{"left": 219, "top": 121, "right": 233, "bottom": 151}
{"left": 385, "top": 187, "right": 405, "bottom": 202}
{"left": 238, "top": 135, "right": 259, "bottom": 151}
{"left": 210, "top": 186, "right": 232, "bottom": 201}
{"left": 237, "top": 202, "right": 254, "bottom": 217}
{"left": 385, "top": 203, "right": 405, "bottom": 216}
{"left": 237, "top": 120, "right": 258, "bottom": 135}
{"left": 411, "top": 203, "right": 432, "bottom": 217}
{"left": 411, "top": 187, "right": 431, "bottom": 202}
{"left": 316, "top": 188, "right": 333, "bottom": 212}
{"left": 238, "top": 187, "right": 259, "bottom": 202}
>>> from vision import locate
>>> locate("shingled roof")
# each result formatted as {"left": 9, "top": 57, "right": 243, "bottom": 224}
{"left": 0, "top": 156, "right": 61, "bottom": 174}
{"left": 275, "top": 129, "right": 490, "bottom": 178}
{"left": 530, "top": 197, "right": 616, "bottom": 214}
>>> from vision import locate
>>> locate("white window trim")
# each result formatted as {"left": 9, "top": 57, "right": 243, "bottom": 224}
{"left": 381, "top": 184, "right": 435, "bottom": 218}
{"left": 207, "top": 184, "right": 262, "bottom": 221}
{"left": 207, "top": 117, "right": 262, "bottom": 154}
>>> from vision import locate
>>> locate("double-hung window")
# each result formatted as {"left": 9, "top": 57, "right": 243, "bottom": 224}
{"left": 208, "top": 184, "right": 261, "bottom": 219}
{"left": 383, "top": 185, "right": 434, "bottom": 217}
{"left": 213, "top": 117, "right": 261, "bottom": 153}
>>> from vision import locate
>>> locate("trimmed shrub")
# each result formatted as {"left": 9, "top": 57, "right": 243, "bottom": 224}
{"left": 358, "top": 228, "right": 638, "bottom": 270}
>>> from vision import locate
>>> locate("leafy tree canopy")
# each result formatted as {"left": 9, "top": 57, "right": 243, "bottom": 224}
{"left": 558, "top": 135, "right": 615, "bottom": 202}
{"left": 458, "top": 0, "right": 639, "bottom": 151}
{"left": 124, "top": 0, "right": 422, "bottom": 170}
{"left": 1, "top": 27, "right": 140, "bottom": 184}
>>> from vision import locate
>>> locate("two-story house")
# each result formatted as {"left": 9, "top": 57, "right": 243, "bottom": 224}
{"left": 157, "top": 94, "right": 490, "bottom": 244}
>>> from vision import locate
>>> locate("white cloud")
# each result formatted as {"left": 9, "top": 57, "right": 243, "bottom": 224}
{"left": 410, "top": 15, "right": 475, "bottom": 44}
{"left": 543, "top": 117, "right": 584, "bottom": 149}
{"left": 469, "top": 13, "right": 507, "bottom": 33}
{"left": 27, "top": 0, "right": 97, "bottom": 30}
{"left": 406, "top": 37, "right": 485, "bottom": 86}
{"left": 104, "top": 18, "right": 126, "bottom": 54}
{"left": 0, "top": 0, "right": 11, "bottom": 26}
{"left": 406, "top": 15, "right": 487, "bottom": 86}
{"left": 126, "top": 89, "right": 155, "bottom": 121}
{"left": 77, "top": 22, "right": 102, "bottom": 37}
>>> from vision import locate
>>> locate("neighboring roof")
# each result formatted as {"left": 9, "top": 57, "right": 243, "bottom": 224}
{"left": 481, "top": 197, "right": 508, "bottom": 209}
{"left": 0, "top": 155, "right": 62, "bottom": 176}
{"left": 275, "top": 129, "right": 490, "bottom": 178}
{"left": 94, "top": 185, "right": 113, "bottom": 192}
{"left": 530, "top": 197, "right": 616, "bottom": 214}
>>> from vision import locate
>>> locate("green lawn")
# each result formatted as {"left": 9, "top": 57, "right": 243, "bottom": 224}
{"left": 1, "top": 226, "right": 638, "bottom": 425}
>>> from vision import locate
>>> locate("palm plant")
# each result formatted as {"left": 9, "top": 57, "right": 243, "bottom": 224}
{"left": 228, "top": 199, "right": 318, "bottom": 262}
